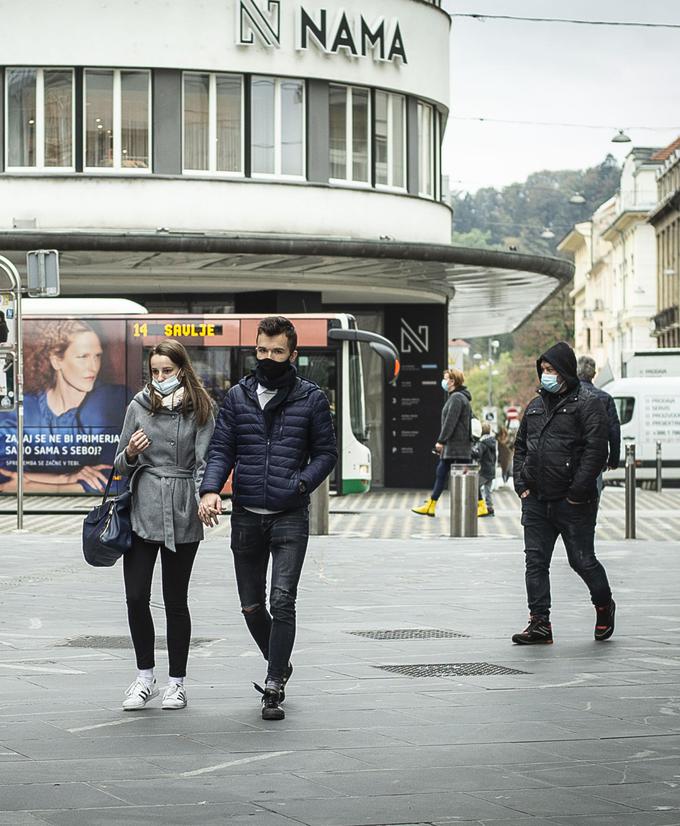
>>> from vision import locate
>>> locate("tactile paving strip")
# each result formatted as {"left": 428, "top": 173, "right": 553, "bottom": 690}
{"left": 348, "top": 629, "right": 470, "bottom": 640}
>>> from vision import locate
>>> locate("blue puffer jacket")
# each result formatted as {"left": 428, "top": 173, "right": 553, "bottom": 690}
{"left": 199, "top": 374, "right": 338, "bottom": 511}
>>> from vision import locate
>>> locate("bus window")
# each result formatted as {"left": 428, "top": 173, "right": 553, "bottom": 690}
{"left": 614, "top": 397, "right": 635, "bottom": 425}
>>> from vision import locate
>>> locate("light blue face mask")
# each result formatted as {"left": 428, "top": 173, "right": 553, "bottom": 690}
{"left": 152, "top": 373, "right": 182, "bottom": 396}
{"left": 441, "top": 379, "right": 449, "bottom": 391}
{"left": 540, "top": 373, "right": 561, "bottom": 393}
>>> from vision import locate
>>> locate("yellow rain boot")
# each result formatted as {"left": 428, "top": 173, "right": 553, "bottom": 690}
{"left": 412, "top": 498, "right": 436, "bottom": 517}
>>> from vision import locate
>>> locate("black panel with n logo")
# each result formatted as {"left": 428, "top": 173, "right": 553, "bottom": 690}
{"left": 384, "top": 306, "right": 447, "bottom": 488}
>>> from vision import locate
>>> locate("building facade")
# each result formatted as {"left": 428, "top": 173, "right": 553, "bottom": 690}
{"left": 561, "top": 148, "right": 661, "bottom": 379}
{"left": 650, "top": 139, "right": 680, "bottom": 346}
{"left": 0, "top": 0, "right": 572, "bottom": 487}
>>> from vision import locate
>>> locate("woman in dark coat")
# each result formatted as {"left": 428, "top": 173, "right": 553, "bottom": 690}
{"left": 412, "top": 368, "right": 472, "bottom": 517}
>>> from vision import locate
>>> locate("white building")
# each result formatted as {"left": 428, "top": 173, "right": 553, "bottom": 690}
{"left": 0, "top": 0, "right": 572, "bottom": 486}
{"left": 561, "top": 148, "right": 662, "bottom": 379}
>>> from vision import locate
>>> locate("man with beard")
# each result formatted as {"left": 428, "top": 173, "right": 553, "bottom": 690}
{"left": 199, "top": 316, "right": 337, "bottom": 720}
{"left": 512, "top": 342, "right": 616, "bottom": 645}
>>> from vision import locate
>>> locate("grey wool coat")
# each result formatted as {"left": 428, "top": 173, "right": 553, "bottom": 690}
{"left": 114, "top": 390, "right": 215, "bottom": 551}
{"left": 437, "top": 386, "right": 473, "bottom": 461}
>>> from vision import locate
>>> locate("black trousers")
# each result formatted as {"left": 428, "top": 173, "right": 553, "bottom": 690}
{"left": 123, "top": 533, "right": 199, "bottom": 677}
{"left": 521, "top": 496, "right": 612, "bottom": 621}
{"left": 230, "top": 505, "right": 309, "bottom": 684}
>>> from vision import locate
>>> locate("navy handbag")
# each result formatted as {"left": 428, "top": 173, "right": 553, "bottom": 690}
{"left": 82, "top": 468, "right": 137, "bottom": 567}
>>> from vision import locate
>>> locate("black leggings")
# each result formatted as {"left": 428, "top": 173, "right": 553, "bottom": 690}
{"left": 123, "top": 534, "right": 199, "bottom": 678}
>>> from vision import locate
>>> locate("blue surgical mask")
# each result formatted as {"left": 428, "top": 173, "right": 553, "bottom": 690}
{"left": 441, "top": 379, "right": 449, "bottom": 391}
{"left": 540, "top": 373, "right": 561, "bottom": 393}
{"left": 152, "top": 374, "right": 181, "bottom": 396}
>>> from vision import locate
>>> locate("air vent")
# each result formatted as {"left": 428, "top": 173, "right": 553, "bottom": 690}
{"left": 375, "top": 662, "right": 528, "bottom": 677}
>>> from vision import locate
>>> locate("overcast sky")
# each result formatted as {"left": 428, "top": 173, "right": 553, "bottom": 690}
{"left": 441, "top": 0, "right": 680, "bottom": 192}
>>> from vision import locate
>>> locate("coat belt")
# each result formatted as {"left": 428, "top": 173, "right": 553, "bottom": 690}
{"left": 137, "top": 465, "right": 195, "bottom": 552}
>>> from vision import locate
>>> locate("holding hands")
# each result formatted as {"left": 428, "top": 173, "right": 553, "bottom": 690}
{"left": 198, "top": 493, "right": 222, "bottom": 527}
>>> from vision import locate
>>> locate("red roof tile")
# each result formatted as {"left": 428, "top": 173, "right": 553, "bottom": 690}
{"left": 650, "top": 137, "right": 680, "bottom": 161}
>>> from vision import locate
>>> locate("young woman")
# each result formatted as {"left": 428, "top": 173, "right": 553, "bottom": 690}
{"left": 114, "top": 340, "right": 215, "bottom": 711}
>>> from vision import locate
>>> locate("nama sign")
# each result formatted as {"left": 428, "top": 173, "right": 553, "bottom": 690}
{"left": 238, "top": 1, "right": 407, "bottom": 64}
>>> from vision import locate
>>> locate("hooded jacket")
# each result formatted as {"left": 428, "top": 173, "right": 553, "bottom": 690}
{"left": 477, "top": 432, "right": 497, "bottom": 480}
{"left": 438, "top": 385, "right": 472, "bottom": 461}
{"left": 513, "top": 342, "right": 608, "bottom": 502}
{"left": 199, "top": 373, "right": 337, "bottom": 511}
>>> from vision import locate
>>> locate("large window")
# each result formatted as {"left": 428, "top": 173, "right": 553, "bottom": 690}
{"left": 375, "top": 91, "right": 406, "bottom": 189}
{"left": 84, "top": 69, "right": 150, "bottom": 171}
{"left": 251, "top": 76, "right": 305, "bottom": 178}
{"left": 329, "top": 84, "right": 370, "bottom": 184}
{"left": 6, "top": 68, "right": 73, "bottom": 169}
{"left": 417, "top": 101, "right": 434, "bottom": 198}
{"left": 183, "top": 73, "right": 243, "bottom": 174}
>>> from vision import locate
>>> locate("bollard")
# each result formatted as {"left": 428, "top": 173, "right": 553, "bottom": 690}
{"left": 656, "top": 440, "right": 663, "bottom": 493}
{"left": 625, "top": 443, "right": 636, "bottom": 539}
{"left": 309, "top": 476, "right": 330, "bottom": 536}
{"left": 450, "top": 464, "right": 478, "bottom": 538}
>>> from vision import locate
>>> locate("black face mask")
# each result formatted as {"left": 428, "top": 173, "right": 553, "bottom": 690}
{"left": 256, "top": 358, "right": 290, "bottom": 380}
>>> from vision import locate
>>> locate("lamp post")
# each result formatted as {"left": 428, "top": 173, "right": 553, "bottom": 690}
{"left": 487, "top": 339, "right": 500, "bottom": 406}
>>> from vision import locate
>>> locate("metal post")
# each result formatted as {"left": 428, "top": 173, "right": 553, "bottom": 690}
{"left": 656, "top": 440, "right": 663, "bottom": 493}
{"left": 450, "top": 464, "right": 478, "bottom": 538}
{"left": 0, "top": 256, "right": 23, "bottom": 532}
{"left": 625, "top": 443, "right": 636, "bottom": 540}
{"left": 309, "top": 476, "right": 330, "bottom": 536}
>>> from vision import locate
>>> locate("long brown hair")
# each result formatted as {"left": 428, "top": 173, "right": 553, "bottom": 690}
{"left": 25, "top": 319, "right": 98, "bottom": 394}
{"left": 147, "top": 340, "right": 213, "bottom": 426}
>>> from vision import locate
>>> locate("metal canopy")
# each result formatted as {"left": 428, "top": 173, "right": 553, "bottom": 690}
{"left": 0, "top": 231, "right": 573, "bottom": 336}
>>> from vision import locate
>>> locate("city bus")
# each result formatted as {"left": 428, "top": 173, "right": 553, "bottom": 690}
{"left": 0, "top": 301, "right": 399, "bottom": 497}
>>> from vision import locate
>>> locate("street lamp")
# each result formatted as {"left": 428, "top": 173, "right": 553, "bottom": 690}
{"left": 569, "top": 192, "right": 586, "bottom": 204}
{"left": 612, "top": 129, "right": 631, "bottom": 144}
{"left": 487, "top": 339, "right": 500, "bottom": 406}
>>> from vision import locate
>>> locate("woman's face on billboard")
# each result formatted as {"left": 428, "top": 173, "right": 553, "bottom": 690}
{"left": 52, "top": 331, "right": 103, "bottom": 393}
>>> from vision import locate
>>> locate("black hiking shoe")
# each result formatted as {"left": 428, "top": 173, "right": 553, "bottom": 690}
{"left": 253, "top": 683, "right": 285, "bottom": 720}
{"left": 512, "top": 617, "right": 553, "bottom": 645}
{"left": 594, "top": 600, "right": 616, "bottom": 641}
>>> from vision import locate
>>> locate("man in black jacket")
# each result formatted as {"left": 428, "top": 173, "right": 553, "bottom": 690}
{"left": 199, "top": 316, "right": 337, "bottom": 721}
{"left": 512, "top": 341, "right": 616, "bottom": 645}
{"left": 577, "top": 356, "right": 621, "bottom": 490}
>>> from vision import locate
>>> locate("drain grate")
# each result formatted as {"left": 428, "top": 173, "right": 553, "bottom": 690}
{"left": 60, "top": 636, "right": 219, "bottom": 650}
{"left": 349, "top": 629, "right": 470, "bottom": 640}
{"left": 375, "top": 662, "right": 529, "bottom": 677}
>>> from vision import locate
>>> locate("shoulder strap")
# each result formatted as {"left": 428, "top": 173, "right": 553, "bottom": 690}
{"left": 100, "top": 464, "right": 142, "bottom": 505}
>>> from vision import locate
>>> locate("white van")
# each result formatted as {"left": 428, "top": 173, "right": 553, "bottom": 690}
{"left": 602, "top": 377, "right": 680, "bottom": 482}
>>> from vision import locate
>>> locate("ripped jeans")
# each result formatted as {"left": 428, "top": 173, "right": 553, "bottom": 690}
{"left": 230, "top": 504, "right": 309, "bottom": 684}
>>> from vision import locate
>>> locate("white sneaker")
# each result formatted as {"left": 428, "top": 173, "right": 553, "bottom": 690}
{"left": 162, "top": 682, "right": 187, "bottom": 710}
{"left": 122, "top": 678, "right": 159, "bottom": 711}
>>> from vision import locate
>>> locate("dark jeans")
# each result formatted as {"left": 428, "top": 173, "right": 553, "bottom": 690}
{"left": 230, "top": 504, "right": 309, "bottom": 684}
{"left": 123, "top": 534, "right": 199, "bottom": 677}
{"left": 521, "top": 495, "right": 612, "bottom": 620}
{"left": 431, "top": 457, "right": 469, "bottom": 501}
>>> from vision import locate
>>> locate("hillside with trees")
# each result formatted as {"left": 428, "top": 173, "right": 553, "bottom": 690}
{"left": 451, "top": 155, "right": 620, "bottom": 414}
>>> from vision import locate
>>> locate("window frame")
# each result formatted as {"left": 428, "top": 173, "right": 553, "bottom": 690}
{"left": 4, "top": 67, "right": 75, "bottom": 173}
{"left": 83, "top": 68, "right": 152, "bottom": 174}
{"left": 374, "top": 90, "right": 407, "bottom": 192}
{"left": 250, "top": 76, "right": 306, "bottom": 182}
{"left": 417, "top": 100, "right": 435, "bottom": 199}
{"left": 329, "top": 83, "right": 372, "bottom": 189}
{"left": 182, "top": 71, "right": 245, "bottom": 177}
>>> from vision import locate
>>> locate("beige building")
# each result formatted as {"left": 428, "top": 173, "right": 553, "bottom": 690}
{"left": 649, "top": 138, "right": 680, "bottom": 346}
{"left": 560, "top": 148, "right": 663, "bottom": 378}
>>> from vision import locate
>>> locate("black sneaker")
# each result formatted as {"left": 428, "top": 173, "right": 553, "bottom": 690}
{"left": 594, "top": 600, "right": 616, "bottom": 641}
{"left": 279, "top": 662, "right": 293, "bottom": 704}
{"left": 261, "top": 687, "right": 285, "bottom": 721}
{"left": 512, "top": 617, "right": 553, "bottom": 645}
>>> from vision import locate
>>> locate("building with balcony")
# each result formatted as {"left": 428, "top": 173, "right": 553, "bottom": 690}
{"left": 0, "top": 0, "right": 572, "bottom": 486}
{"left": 649, "top": 138, "right": 680, "bottom": 347}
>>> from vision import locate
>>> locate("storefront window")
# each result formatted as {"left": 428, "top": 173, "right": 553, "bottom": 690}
{"left": 329, "top": 84, "right": 370, "bottom": 184}
{"left": 6, "top": 68, "right": 73, "bottom": 169}
{"left": 85, "top": 69, "right": 150, "bottom": 171}
{"left": 184, "top": 73, "right": 242, "bottom": 174}
{"left": 375, "top": 90, "right": 406, "bottom": 189}
{"left": 417, "top": 101, "right": 434, "bottom": 198}
{"left": 251, "top": 76, "right": 305, "bottom": 179}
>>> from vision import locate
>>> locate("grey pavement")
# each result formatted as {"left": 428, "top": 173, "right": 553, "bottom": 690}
{"left": 0, "top": 517, "right": 680, "bottom": 824}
